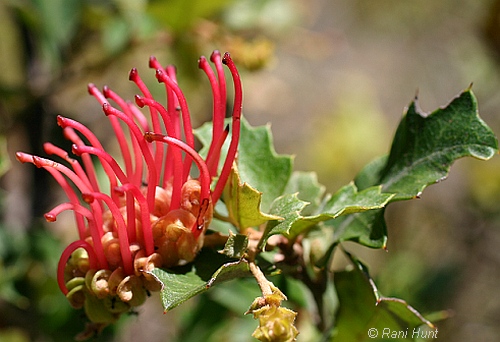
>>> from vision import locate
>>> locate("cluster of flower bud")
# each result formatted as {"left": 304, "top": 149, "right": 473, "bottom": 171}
{"left": 62, "top": 178, "right": 213, "bottom": 324}
{"left": 16, "top": 50, "right": 242, "bottom": 336}
{"left": 63, "top": 246, "right": 161, "bottom": 325}
{"left": 247, "top": 284, "right": 299, "bottom": 342}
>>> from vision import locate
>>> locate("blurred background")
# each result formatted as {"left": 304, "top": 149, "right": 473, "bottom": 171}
{"left": 1, "top": 0, "right": 500, "bottom": 341}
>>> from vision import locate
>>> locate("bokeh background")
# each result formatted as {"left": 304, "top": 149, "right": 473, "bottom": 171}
{"left": 1, "top": 0, "right": 500, "bottom": 341}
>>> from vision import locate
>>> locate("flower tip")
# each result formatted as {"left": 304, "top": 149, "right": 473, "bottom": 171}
{"left": 210, "top": 50, "right": 221, "bottom": 62}
{"left": 71, "top": 144, "right": 82, "bottom": 156}
{"left": 149, "top": 56, "right": 160, "bottom": 69}
{"left": 198, "top": 56, "right": 207, "bottom": 68}
{"left": 87, "top": 83, "right": 97, "bottom": 95}
{"left": 43, "top": 142, "right": 62, "bottom": 157}
{"left": 82, "top": 193, "right": 95, "bottom": 204}
{"left": 143, "top": 132, "right": 153, "bottom": 143}
{"left": 56, "top": 115, "right": 67, "bottom": 128}
{"left": 134, "top": 95, "right": 146, "bottom": 108}
{"left": 15, "top": 152, "right": 31, "bottom": 164}
{"left": 32, "top": 156, "right": 45, "bottom": 168}
{"left": 222, "top": 52, "right": 232, "bottom": 65}
{"left": 44, "top": 213, "right": 57, "bottom": 222}
{"left": 129, "top": 68, "right": 138, "bottom": 82}
{"left": 102, "top": 85, "right": 111, "bottom": 98}
{"left": 144, "top": 132, "right": 163, "bottom": 143}
{"left": 102, "top": 103, "right": 112, "bottom": 116}
{"left": 155, "top": 69, "right": 166, "bottom": 83}
{"left": 42, "top": 142, "right": 52, "bottom": 152}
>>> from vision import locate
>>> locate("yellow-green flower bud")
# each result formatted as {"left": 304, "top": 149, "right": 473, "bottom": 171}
{"left": 251, "top": 305, "right": 298, "bottom": 342}
{"left": 83, "top": 291, "right": 119, "bottom": 324}
{"left": 247, "top": 285, "right": 298, "bottom": 342}
{"left": 117, "top": 275, "right": 147, "bottom": 307}
{"left": 90, "top": 269, "right": 112, "bottom": 299}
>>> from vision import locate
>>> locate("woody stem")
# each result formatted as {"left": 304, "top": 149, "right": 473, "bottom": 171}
{"left": 249, "top": 261, "right": 272, "bottom": 297}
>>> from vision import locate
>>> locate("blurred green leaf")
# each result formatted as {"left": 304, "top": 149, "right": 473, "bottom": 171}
{"left": 30, "top": 0, "right": 81, "bottom": 69}
{"left": 148, "top": 0, "right": 234, "bottom": 32}
{"left": 0, "top": 137, "right": 10, "bottom": 178}
{"left": 283, "top": 171, "right": 325, "bottom": 215}
{"left": 102, "top": 17, "right": 131, "bottom": 55}
{"left": 332, "top": 252, "right": 435, "bottom": 342}
{"left": 0, "top": 2, "right": 25, "bottom": 88}
{"left": 0, "top": 227, "right": 30, "bottom": 308}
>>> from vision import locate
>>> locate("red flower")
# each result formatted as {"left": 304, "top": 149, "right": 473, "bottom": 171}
{"left": 16, "top": 51, "right": 242, "bottom": 324}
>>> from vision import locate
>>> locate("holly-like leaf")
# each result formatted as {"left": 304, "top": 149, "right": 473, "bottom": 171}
{"left": 260, "top": 193, "right": 310, "bottom": 249}
{"left": 196, "top": 118, "right": 289, "bottom": 229}
{"left": 330, "top": 207, "right": 388, "bottom": 248}
{"left": 332, "top": 251, "right": 436, "bottom": 342}
{"left": 223, "top": 165, "right": 281, "bottom": 230}
{"left": 237, "top": 118, "right": 294, "bottom": 212}
{"left": 220, "top": 232, "right": 249, "bottom": 258}
{"left": 152, "top": 260, "right": 250, "bottom": 312}
{"left": 330, "top": 89, "right": 498, "bottom": 254}
{"left": 320, "top": 183, "right": 394, "bottom": 216}
{"left": 283, "top": 171, "right": 326, "bottom": 215}
{"left": 260, "top": 183, "right": 394, "bottom": 248}
{"left": 196, "top": 117, "right": 293, "bottom": 212}
{"left": 151, "top": 269, "right": 207, "bottom": 312}
{"left": 357, "top": 89, "right": 498, "bottom": 197}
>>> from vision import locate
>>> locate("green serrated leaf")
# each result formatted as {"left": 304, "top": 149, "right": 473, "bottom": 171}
{"left": 330, "top": 208, "right": 388, "bottom": 249}
{"left": 321, "top": 183, "right": 394, "bottom": 216}
{"left": 151, "top": 269, "right": 207, "bottom": 312}
{"left": 152, "top": 260, "right": 251, "bottom": 312}
{"left": 283, "top": 171, "right": 326, "bottom": 215}
{"left": 354, "top": 156, "right": 388, "bottom": 192}
{"left": 224, "top": 165, "right": 282, "bottom": 230}
{"left": 237, "top": 118, "right": 293, "bottom": 212}
{"left": 260, "top": 183, "right": 393, "bottom": 248}
{"left": 260, "top": 193, "right": 309, "bottom": 249}
{"left": 332, "top": 251, "right": 435, "bottom": 342}
{"left": 357, "top": 89, "right": 498, "bottom": 198}
{"left": 220, "top": 232, "right": 249, "bottom": 258}
{"left": 334, "top": 89, "right": 499, "bottom": 254}
{"left": 196, "top": 118, "right": 290, "bottom": 226}
{"left": 205, "top": 260, "right": 251, "bottom": 287}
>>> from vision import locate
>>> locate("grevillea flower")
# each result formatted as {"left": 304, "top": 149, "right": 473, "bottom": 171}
{"left": 16, "top": 51, "right": 242, "bottom": 327}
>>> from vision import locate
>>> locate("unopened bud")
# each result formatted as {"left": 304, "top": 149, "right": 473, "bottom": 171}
{"left": 252, "top": 305, "right": 298, "bottom": 342}
{"left": 247, "top": 285, "right": 298, "bottom": 342}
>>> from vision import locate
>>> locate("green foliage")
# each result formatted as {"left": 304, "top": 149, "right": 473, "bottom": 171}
{"left": 356, "top": 89, "right": 498, "bottom": 197}
{"left": 223, "top": 165, "right": 282, "bottom": 230}
{"left": 332, "top": 251, "right": 435, "bottom": 342}
{"left": 236, "top": 119, "right": 294, "bottom": 212}
{"left": 149, "top": 0, "right": 234, "bottom": 32}
{"left": 155, "top": 88, "right": 498, "bottom": 341}
{"left": 152, "top": 258, "right": 250, "bottom": 311}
